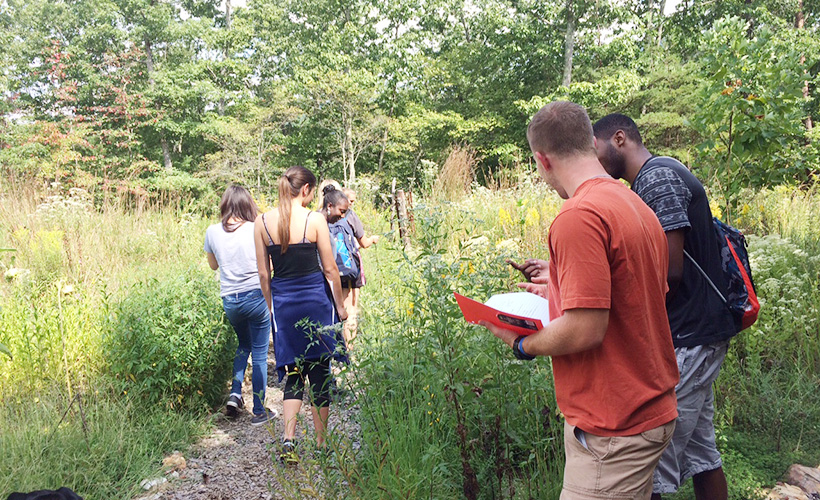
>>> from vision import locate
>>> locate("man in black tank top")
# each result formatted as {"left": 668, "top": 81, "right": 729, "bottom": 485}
{"left": 593, "top": 114, "right": 734, "bottom": 500}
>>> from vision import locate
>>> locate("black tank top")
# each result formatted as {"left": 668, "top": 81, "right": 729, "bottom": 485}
{"left": 262, "top": 212, "right": 321, "bottom": 278}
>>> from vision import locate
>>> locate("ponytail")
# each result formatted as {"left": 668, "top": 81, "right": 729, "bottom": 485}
{"left": 277, "top": 166, "right": 317, "bottom": 254}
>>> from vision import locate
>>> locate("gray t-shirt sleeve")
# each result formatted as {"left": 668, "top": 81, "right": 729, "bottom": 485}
{"left": 634, "top": 165, "right": 692, "bottom": 232}
{"left": 346, "top": 210, "right": 365, "bottom": 239}
{"left": 204, "top": 230, "right": 213, "bottom": 253}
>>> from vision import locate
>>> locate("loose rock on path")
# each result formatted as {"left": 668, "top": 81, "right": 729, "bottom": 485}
{"left": 135, "top": 365, "right": 360, "bottom": 500}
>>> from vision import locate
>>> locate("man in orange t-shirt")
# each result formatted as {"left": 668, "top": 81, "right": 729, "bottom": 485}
{"left": 482, "top": 101, "right": 679, "bottom": 499}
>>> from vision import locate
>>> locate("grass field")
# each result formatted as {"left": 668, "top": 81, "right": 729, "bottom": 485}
{"left": 1, "top": 178, "right": 819, "bottom": 499}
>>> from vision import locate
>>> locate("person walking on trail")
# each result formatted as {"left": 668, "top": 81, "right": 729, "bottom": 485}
{"left": 319, "top": 185, "right": 371, "bottom": 348}
{"left": 204, "top": 185, "right": 277, "bottom": 426}
{"left": 254, "top": 166, "right": 348, "bottom": 463}
{"left": 341, "top": 187, "right": 379, "bottom": 346}
{"left": 593, "top": 113, "right": 735, "bottom": 500}
{"left": 483, "top": 101, "right": 679, "bottom": 499}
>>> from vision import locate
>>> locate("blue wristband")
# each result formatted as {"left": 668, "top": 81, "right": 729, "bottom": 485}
{"left": 513, "top": 335, "right": 535, "bottom": 361}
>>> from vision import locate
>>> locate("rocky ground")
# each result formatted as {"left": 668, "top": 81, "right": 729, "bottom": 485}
{"left": 134, "top": 365, "right": 360, "bottom": 500}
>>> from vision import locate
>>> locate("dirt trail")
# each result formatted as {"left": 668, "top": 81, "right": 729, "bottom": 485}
{"left": 135, "top": 367, "right": 359, "bottom": 500}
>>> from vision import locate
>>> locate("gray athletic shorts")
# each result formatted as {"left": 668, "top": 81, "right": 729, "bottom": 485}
{"left": 653, "top": 340, "right": 729, "bottom": 494}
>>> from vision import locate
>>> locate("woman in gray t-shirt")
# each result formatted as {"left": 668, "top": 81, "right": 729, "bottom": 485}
{"left": 204, "top": 185, "right": 276, "bottom": 426}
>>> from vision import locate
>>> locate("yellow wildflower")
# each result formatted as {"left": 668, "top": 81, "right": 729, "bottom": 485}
{"left": 524, "top": 207, "right": 540, "bottom": 227}
{"left": 710, "top": 200, "right": 723, "bottom": 220}
{"left": 499, "top": 207, "right": 513, "bottom": 226}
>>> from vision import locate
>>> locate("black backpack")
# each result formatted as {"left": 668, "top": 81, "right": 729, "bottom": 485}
{"left": 7, "top": 488, "right": 83, "bottom": 500}
{"left": 685, "top": 218, "right": 760, "bottom": 333}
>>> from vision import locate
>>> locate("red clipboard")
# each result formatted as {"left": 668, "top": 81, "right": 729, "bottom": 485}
{"left": 454, "top": 292, "right": 544, "bottom": 336}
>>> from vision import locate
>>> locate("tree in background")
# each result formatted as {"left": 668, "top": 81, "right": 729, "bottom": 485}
{"left": 690, "top": 15, "right": 819, "bottom": 208}
{"left": 1, "top": 0, "right": 818, "bottom": 198}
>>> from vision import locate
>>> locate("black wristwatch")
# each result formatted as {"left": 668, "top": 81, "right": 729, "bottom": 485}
{"left": 513, "top": 335, "right": 535, "bottom": 361}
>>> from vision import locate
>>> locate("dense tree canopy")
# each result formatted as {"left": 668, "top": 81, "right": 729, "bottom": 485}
{"left": 1, "top": 0, "right": 818, "bottom": 198}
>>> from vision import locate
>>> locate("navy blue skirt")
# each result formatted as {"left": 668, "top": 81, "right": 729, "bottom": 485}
{"left": 271, "top": 272, "right": 347, "bottom": 381}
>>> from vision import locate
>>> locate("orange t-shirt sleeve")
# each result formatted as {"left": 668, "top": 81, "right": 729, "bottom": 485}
{"left": 550, "top": 208, "right": 612, "bottom": 311}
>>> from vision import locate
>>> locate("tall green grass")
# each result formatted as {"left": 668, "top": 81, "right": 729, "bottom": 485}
{"left": 301, "top": 181, "right": 820, "bottom": 500}
{"left": 0, "top": 391, "right": 206, "bottom": 498}
{"left": 0, "top": 183, "right": 230, "bottom": 499}
{"left": 285, "top": 205, "right": 565, "bottom": 499}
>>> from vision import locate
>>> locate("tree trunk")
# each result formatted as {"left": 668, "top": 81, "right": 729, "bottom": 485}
{"left": 562, "top": 0, "right": 575, "bottom": 87}
{"left": 144, "top": 34, "right": 173, "bottom": 170}
{"left": 795, "top": 0, "right": 813, "bottom": 131}
{"left": 743, "top": 0, "right": 755, "bottom": 38}
{"left": 656, "top": 0, "right": 667, "bottom": 46}
{"left": 345, "top": 117, "right": 355, "bottom": 182}
{"left": 225, "top": 0, "right": 232, "bottom": 30}
{"left": 460, "top": 9, "right": 472, "bottom": 43}
{"left": 218, "top": 0, "right": 231, "bottom": 116}
{"left": 340, "top": 113, "right": 355, "bottom": 182}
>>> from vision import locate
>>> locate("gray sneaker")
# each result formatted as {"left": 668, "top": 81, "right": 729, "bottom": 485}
{"left": 226, "top": 394, "right": 243, "bottom": 418}
{"left": 250, "top": 408, "right": 278, "bottom": 426}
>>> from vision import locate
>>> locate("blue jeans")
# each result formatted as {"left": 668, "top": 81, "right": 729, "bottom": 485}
{"left": 222, "top": 289, "right": 271, "bottom": 416}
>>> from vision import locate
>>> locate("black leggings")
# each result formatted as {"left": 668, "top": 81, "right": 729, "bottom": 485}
{"left": 283, "top": 359, "right": 332, "bottom": 408}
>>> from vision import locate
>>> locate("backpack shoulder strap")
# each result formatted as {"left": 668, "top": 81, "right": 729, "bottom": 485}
{"left": 683, "top": 249, "right": 727, "bottom": 304}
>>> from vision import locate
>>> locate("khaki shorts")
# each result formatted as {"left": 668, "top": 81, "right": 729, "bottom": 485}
{"left": 561, "top": 420, "right": 675, "bottom": 500}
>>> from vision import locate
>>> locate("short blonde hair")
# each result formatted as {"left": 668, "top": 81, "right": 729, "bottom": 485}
{"left": 527, "top": 101, "right": 596, "bottom": 158}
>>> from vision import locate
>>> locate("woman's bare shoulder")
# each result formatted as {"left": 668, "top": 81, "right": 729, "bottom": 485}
{"left": 307, "top": 211, "right": 327, "bottom": 227}
{"left": 255, "top": 210, "right": 277, "bottom": 233}
{"left": 257, "top": 210, "right": 277, "bottom": 222}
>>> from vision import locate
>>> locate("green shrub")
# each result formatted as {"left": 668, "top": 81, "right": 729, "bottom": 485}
{"left": 106, "top": 268, "right": 236, "bottom": 410}
{"left": 0, "top": 282, "right": 105, "bottom": 399}
{"left": 149, "top": 169, "right": 218, "bottom": 213}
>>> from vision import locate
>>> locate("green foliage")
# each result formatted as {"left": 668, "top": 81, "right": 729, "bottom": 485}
{"left": 148, "top": 169, "right": 217, "bottom": 211}
{"left": 520, "top": 70, "right": 646, "bottom": 119}
{"left": 307, "top": 205, "right": 564, "bottom": 499}
{"left": 0, "top": 281, "right": 106, "bottom": 399}
{"left": 3, "top": 0, "right": 818, "bottom": 190}
{"left": 0, "top": 182, "right": 236, "bottom": 499}
{"left": 690, "top": 15, "right": 819, "bottom": 202}
{"left": 323, "top": 183, "right": 820, "bottom": 499}
{"left": 718, "top": 234, "right": 820, "bottom": 444}
{"left": 106, "top": 268, "right": 235, "bottom": 410}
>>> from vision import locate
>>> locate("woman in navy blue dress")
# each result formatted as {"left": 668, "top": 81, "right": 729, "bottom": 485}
{"left": 254, "top": 166, "right": 347, "bottom": 461}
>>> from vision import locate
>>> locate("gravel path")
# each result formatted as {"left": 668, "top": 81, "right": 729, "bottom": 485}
{"left": 134, "top": 364, "right": 360, "bottom": 500}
